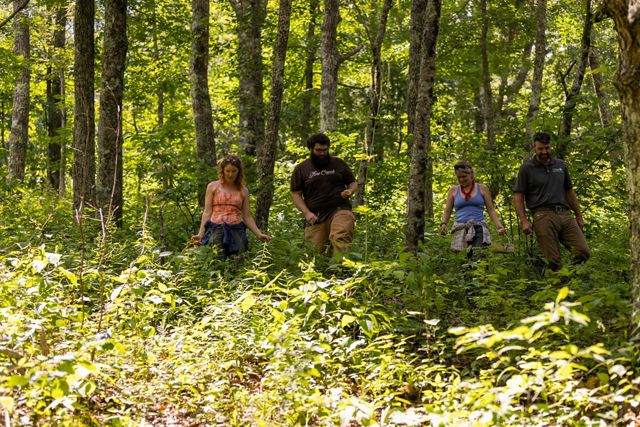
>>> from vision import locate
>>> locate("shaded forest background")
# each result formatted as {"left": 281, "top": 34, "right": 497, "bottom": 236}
{"left": 1, "top": 0, "right": 640, "bottom": 425}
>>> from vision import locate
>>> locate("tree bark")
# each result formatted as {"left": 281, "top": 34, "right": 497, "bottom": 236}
{"left": 502, "top": 40, "right": 533, "bottom": 116}
{"left": 301, "top": 0, "right": 320, "bottom": 139}
{"left": 557, "top": 0, "right": 592, "bottom": 159}
{"left": 479, "top": 0, "right": 496, "bottom": 148}
{"left": 153, "top": 6, "right": 164, "bottom": 129}
{"left": 255, "top": 0, "right": 292, "bottom": 230}
{"left": 7, "top": 0, "right": 30, "bottom": 182}
{"left": 406, "top": 0, "right": 426, "bottom": 140}
{"left": 47, "top": 4, "right": 66, "bottom": 192}
{"left": 320, "top": 0, "right": 340, "bottom": 132}
{"left": 190, "top": 0, "right": 217, "bottom": 167}
{"left": 96, "top": 0, "right": 127, "bottom": 226}
{"left": 523, "top": 0, "right": 547, "bottom": 151}
{"left": 230, "top": 0, "right": 266, "bottom": 156}
{"left": 354, "top": 0, "right": 393, "bottom": 208}
{"left": 72, "top": 0, "right": 95, "bottom": 210}
{"left": 602, "top": 0, "right": 640, "bottom": 344}
{"left": 406, "top": 0, "right": 440, "bottom": 252}
{"left": 589, "top": 46, "right": 612, "bottom": 128}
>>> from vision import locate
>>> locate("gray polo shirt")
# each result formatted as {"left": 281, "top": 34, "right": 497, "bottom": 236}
{"left": 513, "top": 156, "right": 572, "bottom": 212}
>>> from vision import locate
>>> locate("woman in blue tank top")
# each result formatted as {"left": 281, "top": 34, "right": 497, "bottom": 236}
{"left": 439, "top": 160, "right": 505, "bottom": 256}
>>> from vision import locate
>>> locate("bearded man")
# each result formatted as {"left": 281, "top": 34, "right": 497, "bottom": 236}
{"left": 290, "top": 133, "right": 358, "bottom": 255}
{"left": 514, "top": 131, "right": 590, "bottom": 271}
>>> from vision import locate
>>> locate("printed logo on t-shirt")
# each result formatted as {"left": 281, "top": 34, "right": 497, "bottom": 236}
{"left": 309, "top": 169, "right": 336, "bottom": 179}
{"left": 552, "top": 168, "right": 563, "bottom": 173}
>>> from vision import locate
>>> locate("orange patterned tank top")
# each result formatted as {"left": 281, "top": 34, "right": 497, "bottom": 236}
{"left": 210, "top": 182, "right": 243, "bottom": 224}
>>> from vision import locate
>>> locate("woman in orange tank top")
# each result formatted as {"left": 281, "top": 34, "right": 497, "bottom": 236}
{"left": 193, "top": 155, "right": 271, "bottom": 257}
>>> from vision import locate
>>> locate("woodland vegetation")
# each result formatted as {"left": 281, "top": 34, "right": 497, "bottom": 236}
{"left": 1, "top": 0, "right": 640, "bottom": 425}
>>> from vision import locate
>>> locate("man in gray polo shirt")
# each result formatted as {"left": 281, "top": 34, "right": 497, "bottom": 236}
{"left": 514, "top": 132, "right": 590, "bottom": 271}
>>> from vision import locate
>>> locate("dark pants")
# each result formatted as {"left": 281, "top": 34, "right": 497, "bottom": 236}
{"left": 202, "top": 221, "right": 248, "bottom": 258}
{"left": 467, "top": 225, "right": 487, "bottom": 259}
{"left": 532, "top": 210, "right": 590, "bottom": 271}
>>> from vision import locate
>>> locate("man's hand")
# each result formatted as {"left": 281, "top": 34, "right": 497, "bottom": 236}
{"left": 305, "top": 211, "right": 318, "bottom": 225}
{"left": 520, "top": 219, "right": 533, "bottom": 235}
{"left": 340, "top": 189, "right": 352, "bottom": 199}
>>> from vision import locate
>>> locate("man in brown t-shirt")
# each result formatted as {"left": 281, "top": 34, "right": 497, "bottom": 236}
{"left": 290, "top": 133, "right": 358, "bottom": 255}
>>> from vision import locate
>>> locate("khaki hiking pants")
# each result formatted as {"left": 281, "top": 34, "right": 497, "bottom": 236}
{"left": 532, "top": 209, "right": 590, "bottom": 270}
{"left": 304, "top": 209, "right": 355, "bottom": 255}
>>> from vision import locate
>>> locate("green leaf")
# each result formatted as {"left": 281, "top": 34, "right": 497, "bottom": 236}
{"left": 556, "top": 287, "right": 570, "bottom": 303}
{"left": 5, "top": 375, "right": 29, "bottom": 387}
{"left": 341, "top": 314, "right": 357, "bottom": 328}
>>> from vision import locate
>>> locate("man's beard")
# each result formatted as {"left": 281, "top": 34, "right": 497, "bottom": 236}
{"left": 536, "top": 153, "right": 551, "bottom": 164}
{"left": 311, "top": 152, "right": 330, "bottom": 167}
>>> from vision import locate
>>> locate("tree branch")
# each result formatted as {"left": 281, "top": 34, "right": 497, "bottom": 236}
{"left": 338, "top": 43, "right": 364, "bottom": 64}
{"left": 0, "top": 0, "right": 30, "bottom": 31}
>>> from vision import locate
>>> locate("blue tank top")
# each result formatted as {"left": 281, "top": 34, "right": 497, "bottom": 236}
{"left": 454, "top": 184, "right": 485, "bottom": 223}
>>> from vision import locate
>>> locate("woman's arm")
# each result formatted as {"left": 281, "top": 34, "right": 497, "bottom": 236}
{"left": 192, "top": 181, "right": 216, "bottom": 242}
{"left": 241, "top": 187, "right": 272, "bottom": 242}
{"left": 439, "top": 187, "right": 456, "bottom": 235}
{"left": 480, "top": 184, "right": 505, "bottom": 235}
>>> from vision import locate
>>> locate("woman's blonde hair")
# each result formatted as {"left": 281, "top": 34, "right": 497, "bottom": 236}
{"left": 454, "top": 160, "right": 473, "bottom": 174}
{"left": 218, "top": 154, "right": 244, "bottom": 190}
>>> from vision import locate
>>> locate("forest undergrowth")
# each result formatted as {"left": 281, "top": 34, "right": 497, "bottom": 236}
{"left": 1, "top": 187, "right": 638, "bottom": 426}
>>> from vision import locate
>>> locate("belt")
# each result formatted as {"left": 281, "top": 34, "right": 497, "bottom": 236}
{"left": 534, "top": 205, "right": 569, "bottom": 214}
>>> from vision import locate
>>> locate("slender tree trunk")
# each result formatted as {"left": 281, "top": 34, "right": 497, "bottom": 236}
{"left": 523, "top": 0, "right": 547, "bottom": 150}
{"left": 1, "top": 99, "right": 5, "bottom": 152}
{"left": 603, "top": 0, "right": 640, "bottom": 344}
{"left": 47, "top": 5, "right": 66, "bottom": 192}
{"left": 479, "top": 0, "right": 495, "bottom": 147}
{"left": 503, "top": 40, "right": 533, "bottom": 115}
{"left": 191, "top": 0, "right": 217, "bottom": 167}
{"left": 301, "top": 0, "right": 320, "bottom": 139}
{"left": 255, "top": 0, "right": 292, "bottom": 230}
{"left": 7, "top": 0, "right": 30, "bottom": 182}
{"left": 406, "top": 0, "right": 440, "bottom": 252}
{"left": 589, "top": 47, "right": 612, "bottom": 128}
{"left": 230, "top": 0, "right": 266, "bottom": 156}
{"left": 153, "top": 6, "right": 164, "bottom": 128}
{"left": 320, "top": 0, "right": 340, "bottom": 132}
{"left": 354, "top": 0, "right": 393, "bottom": 208}
{"left": 72, "top": 0, "right": 95, "bottom": 210}
{"left": 96, "top": 0, "right": 127, "bottom": 226}
{"left": 406, "top": 0, "right": 426, "bottom": 140}
{"left": 557, "top": 0, "right": 592, "bottom": 158}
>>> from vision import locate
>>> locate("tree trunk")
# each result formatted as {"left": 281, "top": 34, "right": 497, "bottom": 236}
{"left": 320, "top": 0, "right": 340, "bottom": 132}
{"left": 230, "top": 0, "right": 266, "bottom": 156}
{"left": 406, "top": 0, "right": 440, "bottom": 252}
{"left": 7, "top": 0, "right": 30, "bottom": 182}
{"left": 96, "top": 0, "right": 127, "bottom": 226}
{"left": 557, "top": 0, "right": 592, "bottom": 159}
{"left": 354, "top": 0, "right": 393, "bottom": 208}
{"left": 589, "top": 47, "right": 612, "bottom": 128}
{"left": 191, "top": 0, "right": 217, "bottom": 167}
{"left": 603, "top": 0, "right": 640, "bottom": 344}
{"left": 406, "top": 0, "right": 426, "bottom": 140}
{"left": 72, "top": 0, "right": 95, "bottom": 210}
{"left": 153, "top": 6, "right": 164, "bottom": 129}
{"left": 503, "top": 40, "right": 533, "bottom": 115}
{"left": 255, "top": 0, "right": 292, "bottom": 230}
{"left": 47, "top": 4, "right": 66, "bottom": 192}
{"left": 523, "top": 0, "right": 547, "bottom": 151}
{"left": 479, "top": 0, "right": 496, "bottom": 148}
{"left": 301, "top": 0, "right": 320, "bottom": 139}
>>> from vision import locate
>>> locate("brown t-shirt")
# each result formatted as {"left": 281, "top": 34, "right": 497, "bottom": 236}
{"left": 290, "top": 156, "right": 356, "bottom": 224}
